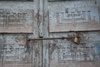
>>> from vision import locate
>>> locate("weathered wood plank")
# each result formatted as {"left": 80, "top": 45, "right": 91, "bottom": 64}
{"left": 50, "top": 23, "right": 100, "bottom": 32}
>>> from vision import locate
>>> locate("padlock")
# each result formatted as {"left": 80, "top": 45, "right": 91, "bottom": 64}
{"left": 74, "top": 35, "right": 80, "bottom": 44}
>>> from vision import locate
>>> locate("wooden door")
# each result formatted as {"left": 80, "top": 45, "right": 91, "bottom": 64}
{"left": 43, "top": 0, "right": 100, "bottom": 67}
{"left": 0, "top": 0, "right": 43, "bottom": 67}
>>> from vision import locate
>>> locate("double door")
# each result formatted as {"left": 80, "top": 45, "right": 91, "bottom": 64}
{"left": 0, "top": 0, "right": 100, "bottom": 67}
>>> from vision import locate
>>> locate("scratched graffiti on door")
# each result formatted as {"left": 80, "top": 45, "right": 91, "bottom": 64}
{"left": 0, "top": 44, "right": 32, "bottom": 63}
{"left": 49, "top": 43, "right": 96, "bottom": 62}
{"left": 0, "top": 9, "right": 34, "bottom": 33}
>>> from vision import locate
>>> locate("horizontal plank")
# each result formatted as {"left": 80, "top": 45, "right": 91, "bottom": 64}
{"left": 0, "top": 26, "right": 33, "bottom": 33}
{"left": 49, "top": 22, "right": 100, "bottom": 32}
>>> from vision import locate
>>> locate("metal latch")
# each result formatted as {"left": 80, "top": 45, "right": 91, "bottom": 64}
{"left": 26, "top": 36, "right": 81, "bottom": 46}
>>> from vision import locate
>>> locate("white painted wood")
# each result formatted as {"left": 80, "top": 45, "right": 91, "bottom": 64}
{"left": 50, "top": 22, "right": 100, "bottom": 32}
{"left": 0, "top": 1, "right": 36, "bottom": 33}
{"left": 43, "top": 0, "right": 100, "bottom": 67}
{"left": 49, "top": 6, "right": 100, "bottom": 32}
{"left": 0, "top": 1, "right": 43, "bottom": 67}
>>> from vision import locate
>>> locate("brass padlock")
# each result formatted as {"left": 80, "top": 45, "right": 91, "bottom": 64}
{"left": 74, "top": 35, "right": 80, "bottom": 44}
